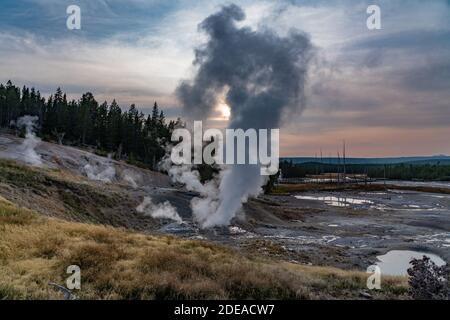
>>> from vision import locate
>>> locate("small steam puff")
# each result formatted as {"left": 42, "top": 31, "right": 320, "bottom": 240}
{"left": 14, "top": 115, "right": 42, "bottom": 166}
{"left": 121, "top": 169, "right": 140, "bottom": 188}
{"left": 83, "top": 163, "right": 116, "bottom": 183}
{"left": 136, "top": 196, "right": 182, "bottom": 223}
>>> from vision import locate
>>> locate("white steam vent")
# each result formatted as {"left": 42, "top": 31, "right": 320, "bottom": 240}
{"left": 13, "top": 115, "right": 43, "bottom": 166}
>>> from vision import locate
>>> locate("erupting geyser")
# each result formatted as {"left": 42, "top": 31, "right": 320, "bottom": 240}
{"left": 171, "top": 4, "right": 313, "bottom": 228}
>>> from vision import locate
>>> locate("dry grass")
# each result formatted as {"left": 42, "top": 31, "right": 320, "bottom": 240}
{"left": 0, "top": 196, "right": 408, "bottom": 300}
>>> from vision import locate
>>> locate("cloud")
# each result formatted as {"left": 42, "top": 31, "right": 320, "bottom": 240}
{"left": 0, "top": 31, "right": 191, "bottom": 108}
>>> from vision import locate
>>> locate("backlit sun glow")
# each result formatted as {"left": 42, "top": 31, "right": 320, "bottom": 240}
{"left": 217, "top": 102, "right": 231, "bottom": 120}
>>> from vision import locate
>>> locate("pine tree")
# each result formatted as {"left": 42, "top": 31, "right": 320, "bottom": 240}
{"left": 0, "top": 81, "right": 177, "bottom": 168}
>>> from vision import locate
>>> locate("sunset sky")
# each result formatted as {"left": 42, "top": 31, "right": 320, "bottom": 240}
{"left": 0, "top": 0, "right": 449, "bottom": 157}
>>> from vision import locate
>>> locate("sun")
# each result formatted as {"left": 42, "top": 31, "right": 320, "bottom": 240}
{"left": 217, "top": 102, "right": 231, "bottom": 120}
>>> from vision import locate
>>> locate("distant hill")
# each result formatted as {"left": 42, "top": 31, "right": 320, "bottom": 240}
{"left": 282, "top": 156, "right": 450, "bottom": 166}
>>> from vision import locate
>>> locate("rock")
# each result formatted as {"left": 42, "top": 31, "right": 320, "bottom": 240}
{"left": 359, "top": 291, "right": 373, "bottom": 299}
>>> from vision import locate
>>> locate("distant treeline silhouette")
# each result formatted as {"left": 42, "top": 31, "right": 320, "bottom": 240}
{"left": 0, "top": 81, "right": 181, "bottom": 168}
{"left": 280, "top": 161, "right": 450, "bottom": 181}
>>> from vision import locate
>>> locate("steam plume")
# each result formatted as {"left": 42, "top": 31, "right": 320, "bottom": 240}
{"left": 83, "top": 162, "right": 116, "bottom": 183}
{"left": 136, "top": 196, "right": 183, "bottom": 223}
{"left": 174, "top": 4, "right": 313, "bottom": 228}
{"left": 14, "top": 115, "right": 42, "bottom": 166}
{"left": 121, "top": 169, "right": 140, "bottom": 188}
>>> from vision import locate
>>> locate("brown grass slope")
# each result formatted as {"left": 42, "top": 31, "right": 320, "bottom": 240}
{"left": 0, "top": 159, "right": 156, "bottom": 230}
{"left": 0, "top": 196, "right": 408, "bottom": 300}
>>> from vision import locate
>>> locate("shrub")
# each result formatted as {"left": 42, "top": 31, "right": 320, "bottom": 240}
{"left": 407, "top": 256, "right": 449, "bottom": 300}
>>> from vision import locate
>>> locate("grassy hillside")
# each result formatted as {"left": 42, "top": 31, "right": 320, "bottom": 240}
{"left": 0, "top": 159, "right": 156, "bottom": 230}
{"left": 0, "top": 196, "right": 408, "bottom": 300}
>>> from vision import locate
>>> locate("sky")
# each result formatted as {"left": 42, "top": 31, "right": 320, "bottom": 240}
{"left": 0, "top": 0, "right": 449, "bottom": 157}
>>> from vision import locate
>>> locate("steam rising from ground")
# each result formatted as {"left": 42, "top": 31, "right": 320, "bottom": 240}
{"left": 121, "top": 169, "right": 140, "bottom": 188}
{"left": 169, "top": 4, "right": 313, "bottom": 228}
{"left": 12, "top": 115, "right": 42, "bottom": 166}
{"left": 136, "top": 196, "right": 183, "bottom": 223}
{"left": 159, "top": 155, "right": 223, "bottom": 226}
{"left": 83, "top": 159, "right": 116, "bottom": 183}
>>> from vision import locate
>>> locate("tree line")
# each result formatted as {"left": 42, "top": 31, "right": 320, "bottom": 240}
{"left": 0, "top": 80, "right": 181, "bottom": 168}
{"left": 280, "top": 160, "right": 450, "bottom": 181}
